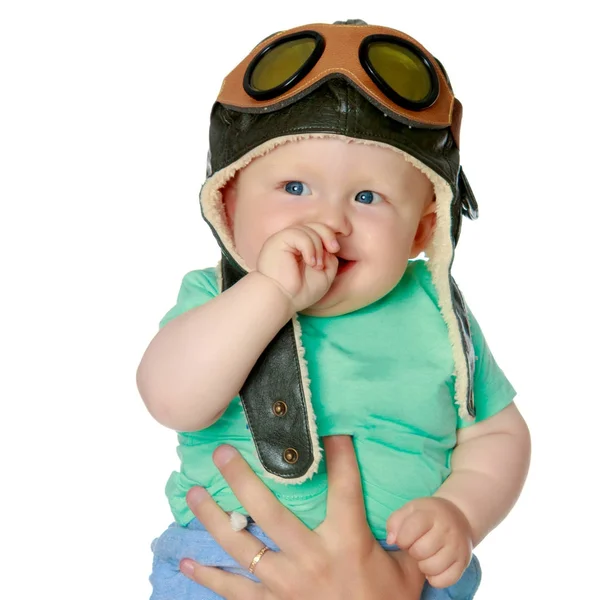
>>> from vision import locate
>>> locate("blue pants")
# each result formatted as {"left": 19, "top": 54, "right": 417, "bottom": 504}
{"left": 150, "top": 519, "right": 481, "bottom": 599}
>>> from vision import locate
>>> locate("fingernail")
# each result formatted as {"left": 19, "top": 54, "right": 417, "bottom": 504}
{"left": 331, "top": 240, "right": 340, "bottom": 250}
{"left": 213, "top": 444, "right": 237, "bottom": 467}
{"left": 180, "top": 559, "right": 195, "bottom": 577}
{"left": 386, "top": 531, "right": 396, "bottom": 545}
{"left": 187, "top": 486, "right": 209, "bottom": 506}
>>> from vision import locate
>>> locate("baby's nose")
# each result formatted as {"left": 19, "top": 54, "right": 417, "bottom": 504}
{"left": 320, "top": 203, "right": 352, "bottom": 236}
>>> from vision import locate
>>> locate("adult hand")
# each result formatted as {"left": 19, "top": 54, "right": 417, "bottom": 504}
{"left": 180, "top": 436, "right": 425, "bottom": 599}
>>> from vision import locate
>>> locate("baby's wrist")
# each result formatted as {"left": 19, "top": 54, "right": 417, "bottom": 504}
{"left": 433, "top": 495, "right": 475, "bottom": 546}
{"left": 247, "top": 271, "right": 296, "bottom": 320}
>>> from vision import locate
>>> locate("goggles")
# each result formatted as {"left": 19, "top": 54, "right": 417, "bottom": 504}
{"left": 217, "top": 23, "right": 463, "bottom": 145}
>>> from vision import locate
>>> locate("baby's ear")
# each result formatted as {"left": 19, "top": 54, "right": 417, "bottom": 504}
{"left": 410, "top": 208, "right": 437, "bottom": 258}
{"left": 221, "top": 177, "right": 238, "bottom": 229}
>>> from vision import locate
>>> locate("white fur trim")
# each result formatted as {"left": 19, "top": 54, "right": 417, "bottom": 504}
{"left": 402, "top": 155, "right": 470, "bottom": 420}
{"left": 229, "top": 511, "right": 249, "bottom": 531}
{"left": 215, "top": 258, "right": 223, "bottom": 292}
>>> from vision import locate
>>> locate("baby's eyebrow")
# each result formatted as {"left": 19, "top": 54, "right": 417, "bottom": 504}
{"left": 271, "top": 163, "right": 319, "bottom": 177}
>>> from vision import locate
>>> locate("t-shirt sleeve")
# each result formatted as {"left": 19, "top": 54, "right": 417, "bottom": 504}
{"left": 457, "top": 306, "right": 517, "bottom": 428}
{"left": 159, "top": 267, "right": 219, "bottom": 329}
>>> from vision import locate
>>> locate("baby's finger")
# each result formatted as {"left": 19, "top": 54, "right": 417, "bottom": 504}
{"left": 303, "top": 222, "right": 340, "bottom": 255}
{"left": 425, "top": 560, "right": 466, "bottom": 590}
{"left": 295, "top": 225, "right": 326, "bottom": 268}
{"left": 322, "top": 250, "right": 339, "bottom": 278}
{"left": 405, "top": 528, "right": 444, "bottom": 562}
{"left": 389, "top": 509, "right": 434, "bottom": 550}
{"left": 285, "top": 226, "right": 323, "bottom": 269}
{"left": 418, "top": 543, "right": 461, "bottom": 578}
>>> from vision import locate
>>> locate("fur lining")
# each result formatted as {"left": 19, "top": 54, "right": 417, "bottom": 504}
{"left": 215, "top": 258, "right": 223, "bottom": 291}
{"left": 204, "top": 133, "right": 470, "bottom": 478}
{"left": 402, "top": 155, "right": 470, "bottom": 420}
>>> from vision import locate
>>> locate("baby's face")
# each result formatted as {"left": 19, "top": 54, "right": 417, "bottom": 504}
{"left": 222, "top": 137, "right": 435, "bottom": 316}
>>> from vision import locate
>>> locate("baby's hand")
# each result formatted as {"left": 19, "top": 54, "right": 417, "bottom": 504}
{"left": 386, "top": 497, "right": 473, "bottom": 589}
{"left": 256, "top": 223, "right": 339, "bottom": 313}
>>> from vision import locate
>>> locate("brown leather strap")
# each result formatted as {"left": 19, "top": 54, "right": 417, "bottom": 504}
{"left": 451, "top": 98, "right": 463, "bottom": 149}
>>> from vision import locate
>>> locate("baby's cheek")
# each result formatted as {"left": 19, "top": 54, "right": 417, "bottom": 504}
{"left": 230, "top": 230, "right": 257, "bottom": 269}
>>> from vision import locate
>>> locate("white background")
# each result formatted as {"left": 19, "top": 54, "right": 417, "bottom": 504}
{"left": 1, "top": 1, "right": 598, "bottom": 598}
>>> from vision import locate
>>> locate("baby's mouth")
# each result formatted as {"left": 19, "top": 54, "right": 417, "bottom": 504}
{"left": 336, "top": 257, "right": 356, "bottom": 275}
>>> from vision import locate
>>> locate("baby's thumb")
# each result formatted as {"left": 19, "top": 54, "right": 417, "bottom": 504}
{"left": 385, "top": 503, "right": 412, "bottom": 545}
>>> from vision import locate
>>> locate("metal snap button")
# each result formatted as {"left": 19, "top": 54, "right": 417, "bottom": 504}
{"left": 283, "top": 447, "right": 299, "bottom": 464}
{"left": 272, "top": 400, "right": 288, "bottom": 417}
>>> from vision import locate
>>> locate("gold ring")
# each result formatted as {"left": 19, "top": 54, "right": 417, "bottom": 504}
{"left": 248, "top": 545, "right": 270, "bottom": 574}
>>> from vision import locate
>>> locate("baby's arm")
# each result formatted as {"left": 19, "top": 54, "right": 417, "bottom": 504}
{"left": 137, "top": 223, "right": 339, "bottom": 433}
{"left": 387, "top": 402, "right": 530, "bottom": 587}
{"left": 136, "top": 271, "right": 294, "bottom": 432}
{"left": 434, "top": 401, "right": 530, "bottom": 546}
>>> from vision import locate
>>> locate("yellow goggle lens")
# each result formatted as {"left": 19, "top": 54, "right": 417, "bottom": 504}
{"left": 367, "top": 42, "right": 432, "bottom": 102}
{"left": 251, "top": 38, "right": 317, "bottom": 92}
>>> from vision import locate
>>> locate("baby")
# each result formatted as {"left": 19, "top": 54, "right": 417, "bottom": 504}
{"left": 138, "top": 20, "right": 530, "bottom": 600}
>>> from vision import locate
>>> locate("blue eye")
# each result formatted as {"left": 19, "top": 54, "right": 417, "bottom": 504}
{"left": 355, "top": 190, "right": 383, "bottom": 205}
{"left": 284, "top": 181, "right": 311, "bottom": 196}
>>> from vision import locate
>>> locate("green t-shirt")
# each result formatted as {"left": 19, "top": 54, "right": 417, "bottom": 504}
{"left": 158, "top": 260, "right": 516, "bottom": 539}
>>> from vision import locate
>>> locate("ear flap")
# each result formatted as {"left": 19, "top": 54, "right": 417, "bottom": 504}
{"left": 458, "top": 167, "right": 479, "bottom": 220}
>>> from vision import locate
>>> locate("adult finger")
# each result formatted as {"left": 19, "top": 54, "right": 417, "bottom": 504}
{"left": 186, "top": 486, "right": 279, "bottom": 580}
{"left": 387, "top": 550, "right": 428, "bottom": 591}
{"left": 322, "top": 436, "right": 367, "bottom": 524}
{"left": 212, "top": 445, "right": 316, "bottom": 556}
{"left": 180, "top": 560, "right": 263, "bottom": 600}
